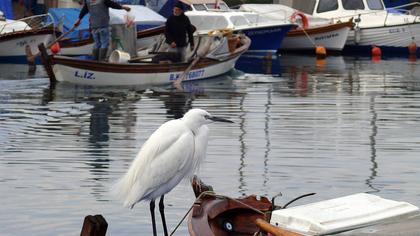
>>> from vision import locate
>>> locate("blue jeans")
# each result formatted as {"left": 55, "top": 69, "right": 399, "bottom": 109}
{"left": 92, "top": 27, "right": 110, "bottom": 49}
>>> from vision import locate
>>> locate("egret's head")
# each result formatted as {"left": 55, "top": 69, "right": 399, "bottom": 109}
{"left": 183, "top": 109, "right": 233, "bottom": 126}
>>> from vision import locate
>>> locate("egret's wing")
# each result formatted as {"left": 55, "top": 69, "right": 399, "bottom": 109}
{"left": 113, "top": 120, "right": 194, "bottom": 207}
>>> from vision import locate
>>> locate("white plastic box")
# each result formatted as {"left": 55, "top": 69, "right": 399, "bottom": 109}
{"left": 270, "top": 193, "right": 419, "bottom": 235}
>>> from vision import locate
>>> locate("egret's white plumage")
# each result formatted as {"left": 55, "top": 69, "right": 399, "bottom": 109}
{"left": 112, "top": 108, "right": 232, "bottom": 209}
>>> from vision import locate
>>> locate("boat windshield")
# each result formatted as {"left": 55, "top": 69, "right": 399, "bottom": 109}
{"left": 193, "top": 4, "right": 207, "bottom": 11}
{"left": 367, "top": 0, "right": 384, "bottom": 10}
{"left": 342, "top": 0, "right": 365, "bottom": 10}
{"left": 205, "top": 3, "right": 230, "bottom": 11}
{"left": 317, "top": 0, "right": 338, "bottom": 13}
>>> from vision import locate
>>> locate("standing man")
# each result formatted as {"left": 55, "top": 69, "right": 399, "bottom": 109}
{"left": 73, "top": 0, "right": 130, "bottom": 61}
{"left": 164, "top": 1, "right": 194, "bottom": 62}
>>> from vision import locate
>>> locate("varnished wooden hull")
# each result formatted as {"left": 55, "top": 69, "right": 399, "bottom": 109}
{"left": 188, "top": 194, "right": 272, "bottom": 236}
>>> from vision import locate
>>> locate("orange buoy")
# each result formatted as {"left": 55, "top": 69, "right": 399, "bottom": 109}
{"left": 371, "top": 55, "right": 381, "bottom": 62}
{"left": 408, "top": 41, "right": 417, "bottom": 55}
{"left": 371, "top": 46, "right": 381, "bottom": 57}
{"left": 409, "top": 55, "right": 417, "bottom": 62}
{"left": 50, "top": 42, "right": 61, "bottom": 54}
{"left": 315, "top": 46, "right": 327, "bottom": 59}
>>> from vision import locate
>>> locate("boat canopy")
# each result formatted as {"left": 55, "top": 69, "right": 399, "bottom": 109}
{"left": 48, "top": 5, "right": 165, "bottom": 40}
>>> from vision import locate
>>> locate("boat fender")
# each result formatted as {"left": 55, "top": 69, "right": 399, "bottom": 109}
{"left": 371, "top": 46, "right": 382, "bottom": 58}
{"left": 290, "top": 11, "right": 309, "bottom": 29}
{"left": 408, "top": 40, "right": 417, "bottom": 55}
{"left": 354, "top": 26, "right": 361, "bottom": 44}
{"left": 50, "top": 42, "right": 61, "bottom": 54}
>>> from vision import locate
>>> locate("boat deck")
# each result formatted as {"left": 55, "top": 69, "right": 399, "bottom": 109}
{"left": 338, "top": 214, "right": 420, "bottom": 235}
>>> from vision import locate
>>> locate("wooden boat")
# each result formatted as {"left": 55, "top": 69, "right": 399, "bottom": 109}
{"left": 188, "top": 193, "right": 273, "bottom": 236}
{"left": 188, "top": 177, "right": 420, "bottom": 236}
{"left": 38, "top": 31, "right": 250, "bottom": 86}
{"left": 0, "top": 14, "right": 56, "bottom": 63}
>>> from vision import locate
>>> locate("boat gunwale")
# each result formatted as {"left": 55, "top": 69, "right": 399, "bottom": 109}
{"left": 0, "top": 26, "right": 56, "bottom": 42}
{"left": 286, "top": 20, "right": 353, "bottom": 37}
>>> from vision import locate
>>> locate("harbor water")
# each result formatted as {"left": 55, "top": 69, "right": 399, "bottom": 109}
{"left": 1, "top": 54, "right": 420, "bottom": 235}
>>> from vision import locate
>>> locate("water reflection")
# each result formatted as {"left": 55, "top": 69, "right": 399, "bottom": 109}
{"left": 2, "top": 55, "right": 420, "bottom": 235}
{"left": 366, "top": 96, "right": 379, "bottom": 193}
{"left": 0, "top": 64, "right": 45, "bottom": 80}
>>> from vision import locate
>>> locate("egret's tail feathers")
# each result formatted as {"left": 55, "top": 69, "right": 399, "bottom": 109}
{"left": 111, "top": 174, "right": 144, "bottom": 208}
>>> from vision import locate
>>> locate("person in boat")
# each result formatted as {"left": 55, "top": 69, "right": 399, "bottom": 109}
{"left": 73, "top": 0, "right": 131, "bottom": 61}
{"left": 164, "top": 1, "right": 195, "bottom": 62}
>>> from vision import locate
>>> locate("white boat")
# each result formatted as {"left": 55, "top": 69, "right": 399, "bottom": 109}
{"left": 180, "top": 0, "right": 296, "bottom": 53}
{"left": 277, "top": 0, "right": 420, "bottom": 55}
{"left": 239, "top": 4, "right": 352, "bottom": 53}
{"left": 0, "top": 14, "right": 55, "bottom": 63}
{"left": 270, "top": 193, "right": 420, "bottom": 235}
{"left": 39, "top": 32, "right": 250, "bottom": 86}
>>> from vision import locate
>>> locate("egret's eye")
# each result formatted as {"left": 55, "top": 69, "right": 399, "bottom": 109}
{"left": 204, "top": 115, "right": 210, "bottom": 119}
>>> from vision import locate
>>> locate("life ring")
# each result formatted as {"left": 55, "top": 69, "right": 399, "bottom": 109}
{"left": 290, "top": 11, "right": 309, "bottom": 29}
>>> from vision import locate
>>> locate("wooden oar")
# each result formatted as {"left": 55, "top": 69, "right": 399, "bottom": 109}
{"left": 173, "top": 39, "right": 212, "bottom": 87}
{"left": 255, "top": 218, "right": 303, "bottom": 236}
{"left": 26, "top": 25, "right": 78, "bottom": 65}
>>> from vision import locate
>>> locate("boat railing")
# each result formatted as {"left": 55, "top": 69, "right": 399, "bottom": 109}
{"left": 0, "top": 13, "right": 55, "bottom": 35}
{"left": 389, "top": 2, "right": 420, "bottom": 23}
{"left": 328, "top": 6, "right": 420, "bottom": 28}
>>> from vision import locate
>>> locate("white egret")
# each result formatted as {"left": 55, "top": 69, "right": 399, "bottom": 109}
{"left": 111, "top": 108, "right": 233, "bottom": 236}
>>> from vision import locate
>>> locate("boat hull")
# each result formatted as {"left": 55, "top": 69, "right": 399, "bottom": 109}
{"left": 240, "top": 24, "right": 295, "bottom": 53}
{"left": 344, "top": 23, "right": 420, "bottom": 55}
{"left": 0, "top": 29, "right": 54, "bottom": 63}
{"left": 51, "top": 57, "right": 240, "bottom": 86}
{"left": 280, "top": 21, "right": 352, "bottom": 52}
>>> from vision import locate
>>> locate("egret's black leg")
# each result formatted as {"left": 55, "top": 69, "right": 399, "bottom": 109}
{"left": 159, "top": 195, "right": 169, "bottom": 236}
{"left": 150, "top": 200, "right": 157, "bottom": 236}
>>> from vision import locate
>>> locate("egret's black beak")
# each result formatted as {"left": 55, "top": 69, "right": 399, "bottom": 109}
{"left": 208, "top": 116, "right": 234, "bottom": 123}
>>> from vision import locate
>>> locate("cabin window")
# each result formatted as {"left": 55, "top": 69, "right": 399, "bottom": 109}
{"left": 367, "top": 0, "right": 384, "bottom": 10}
{"left": 316, "top": 0, "right": 338, "bottom": 13}
{"left": 342, "top": 0, "right": 365, "bottom": 10}
{"left": 230, "top": 15, "right": 249, "bottom": 26}
{"left": 193, "top": 4, "right": 206, "bottom": 11}
{"left": 188, "top": 15, "right": 229, "bottom": 30}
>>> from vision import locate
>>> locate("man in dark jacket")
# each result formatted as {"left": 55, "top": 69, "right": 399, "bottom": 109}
{"left": 164, "top": 1, "right": 194, "bottom": 62}
{"left": 73, "top": 0, "right": 131, "bottom": 61}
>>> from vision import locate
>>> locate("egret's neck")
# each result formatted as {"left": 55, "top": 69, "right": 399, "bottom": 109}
{"left": 182, "top": 118, "right": 202, "bottom": 135}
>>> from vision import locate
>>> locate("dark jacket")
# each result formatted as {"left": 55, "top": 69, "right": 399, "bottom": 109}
{"left": 79, "top": 0, "right": 123, "bottom": 29}
{"left": 165, "top": 13, "right": 194, "bottom": 47}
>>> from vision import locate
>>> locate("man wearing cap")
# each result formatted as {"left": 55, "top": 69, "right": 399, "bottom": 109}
{"left": 164, "top": 1, "right": 195, "bottom": 62}
{"left": 73, "top": 0, "right": 131, "bottom": 61}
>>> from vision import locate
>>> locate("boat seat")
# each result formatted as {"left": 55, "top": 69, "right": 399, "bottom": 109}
{"left": 128, "top": 54, "right": 156, "bottom": 63}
